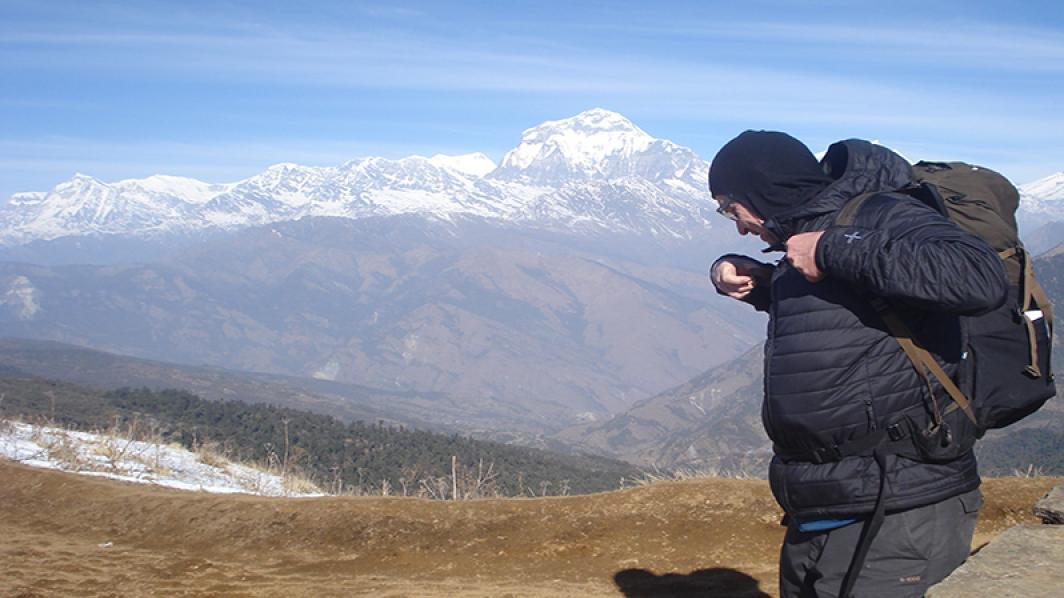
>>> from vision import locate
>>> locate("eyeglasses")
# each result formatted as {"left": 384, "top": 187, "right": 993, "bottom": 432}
{"left": 715, "top": 196, "right": 739, "bottom": 221}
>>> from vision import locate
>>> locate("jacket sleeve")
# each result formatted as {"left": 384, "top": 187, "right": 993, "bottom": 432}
{"left": 814, "top": 195, "right": 1007, "bottom": 315}
{"left": 711, "top": 253, "right": 773, "bottom": 313}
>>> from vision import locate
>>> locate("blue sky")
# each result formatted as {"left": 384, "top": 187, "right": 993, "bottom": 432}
{"left": 2, "top": 0, "right": 1063, "bottom": 201}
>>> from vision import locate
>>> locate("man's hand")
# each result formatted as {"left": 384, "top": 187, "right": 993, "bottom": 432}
{"left": 712, "top": 257, "right": 772, "bottom": 300}
{"left": 786, "top": 231, "right": 825, "bottom": 282}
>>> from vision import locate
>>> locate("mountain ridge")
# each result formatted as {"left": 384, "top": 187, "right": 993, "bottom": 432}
{"left": 6, "top": 110, "right": 1060, "bottom": 248}
{"left": 1018, "top": 172, "right": 1064, "bottom": 232}
{"left": 1, "top": 109, "right": 714, "bottom": 245}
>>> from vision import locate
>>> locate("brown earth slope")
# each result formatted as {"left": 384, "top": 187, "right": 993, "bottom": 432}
{"left": 0, "top": 461, "right": 1056, "bottom": 597}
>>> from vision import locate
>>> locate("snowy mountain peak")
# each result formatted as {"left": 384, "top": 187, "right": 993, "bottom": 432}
{"left": 53, "top": 173, "right": 110, "bottom": 197}
{"left": 1021, "top": 172, "right": 1064, "bottom": 202}
{"left": 492, "top": 109, "right": 705, "bottom": 188}
{"left": 492, "top": 109, "right": 698, "bottom": 186}
{"left": 427, "top": 152, "right": 496, "bottom": 178}
{"left": 265, "top": 162, "right": 304, "bottom": 172}
{"left": 542, "top": 108, "right": 647, "bottom": 136}
{"left": 1014, "top": 172, "right": 1064, "bottom": 235}
{"left": 497, "top": 109, "right": 649, "bottom": 172}
{"left": 114, "top": 174, "right": 227, "bottom": 205}
{"left": 63, "top": 173, "right": 104, "bottom": 187}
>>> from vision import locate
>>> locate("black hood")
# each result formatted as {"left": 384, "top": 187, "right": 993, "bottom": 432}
{"left": 709, "top": 130, "right": 832, "bottom": 221}
{"left": 761, "top": 139, "right": 915, "bottom": 242}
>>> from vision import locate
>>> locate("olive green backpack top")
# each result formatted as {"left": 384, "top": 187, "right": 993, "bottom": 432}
{"left": 836, "top": 161, "right": 1055, "bottom": 439}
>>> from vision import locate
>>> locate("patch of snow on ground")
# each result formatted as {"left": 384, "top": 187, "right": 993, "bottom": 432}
{"left": 0, "top": 420, "right": 323, "bottom": 497}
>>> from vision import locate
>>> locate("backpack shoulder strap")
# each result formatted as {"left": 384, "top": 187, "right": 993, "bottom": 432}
{"left": 835, "top": 188, "right": 979, "bottom": 426}
{"left": 870, "top": 298, "right": 978, "bottom": 425}
{"left": 834, "top": 186, "right": 938, "bottom": 228}
{"left": 834, "top": 191, "right": 876, "bottom": 227}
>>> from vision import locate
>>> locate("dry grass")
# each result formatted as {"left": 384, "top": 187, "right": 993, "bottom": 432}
{"left": 28, "top": 426, "right": 86, "bottom": 470}
{"left": 1010, "top": 464, "right": 1047, "bottom": 478}
{"left": 194, "top": 442, "right": 230, "bottom": 469}
{"left": 1, "top": 460, "right": 1057, "bottom": 598}
{"left": 5, "top": 419, "right": 321, "bottom": 496}
{"left": 629, "top": 464, "right": 764, "bottom": 487}
{"left": 92, "top": 434, "right": 140, "bottom": 472}
{"left": 130, "top": 443, "right": 172, "bottom": 477}
{"left": 281, "top": 471, "right": 322, "bottom": 495}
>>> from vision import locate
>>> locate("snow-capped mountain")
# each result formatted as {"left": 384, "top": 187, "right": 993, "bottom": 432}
{"left": 427, "top": 152, "right": 496, "bottom": 177}
{"left": 0, "top": 110, "right": 714, "bottom": 245}
{"left": 1019, "top": 172, "right": 1064, "bottom": 220}
{"left": 492, "top": 108, "right": 707, "bottom": 188}
{"left": 1, "top": 173, "right": 231, "bottom": 243}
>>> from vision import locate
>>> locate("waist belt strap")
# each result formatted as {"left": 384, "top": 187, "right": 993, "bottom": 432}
{"left": 776, "top": 423, "right": 912, "bottom": 465}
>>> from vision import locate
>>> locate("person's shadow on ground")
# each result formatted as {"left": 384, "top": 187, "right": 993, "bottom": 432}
{"left": 614, "top": 567, "right": 772, "bottom": 598}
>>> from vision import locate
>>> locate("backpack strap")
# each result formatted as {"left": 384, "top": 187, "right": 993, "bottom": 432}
{"left": 1003, "top": 246, "right": 1055, "bottom": 378}
{"left": 834, "top": 194, "right": 978, "bottom": 426}
{"left": 871, "top": 299, "right": 978, "bottom": 425}
{"left": 835, "top": 185, "right": 944, "bottom": 228}
{"left": 1021, "top": 248, "right": 1054, "bottom": 377}
{"left": 834, "top": 192, "right": 876, "bottom": 227}
{"left": 1030, "top": 272, "right": 1055, "bottom": 347}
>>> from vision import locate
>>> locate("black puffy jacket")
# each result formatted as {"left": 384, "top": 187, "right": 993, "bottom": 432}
{"left": 725, "top": 140, "right": 1007, "bottom": 520}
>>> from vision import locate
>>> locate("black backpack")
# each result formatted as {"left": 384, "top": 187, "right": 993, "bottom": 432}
{"left": 831, "top": 161, "right": 1056, "bottom": 598}
{"left": 835, "top": 161, "right": 1056, "bottom": 453}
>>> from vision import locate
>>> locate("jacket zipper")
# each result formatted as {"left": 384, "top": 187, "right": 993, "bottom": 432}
{"left": 763, "top": 265, "right": 783, "bottom": 439}
{"left": 865, "top": 398, "right": 877, "bottom": 432}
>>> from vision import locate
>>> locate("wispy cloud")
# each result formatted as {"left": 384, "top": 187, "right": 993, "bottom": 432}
{"left": 581, "top": 19, "right": 1064, "bottom": 72}
{"left": 1, "top": 28, "right": 638, "bottom": 94}
{"left": 1, "top": 1, "right": 1061, "bottom": 194}
{"left": 359, "top": 4, "right": 427, "bottom": 19}
{"left": 3, "top": 17, "right": 1056, "bottom": 127}
{"left": 4, "top": 8, "right": 1058, "bottom": 111}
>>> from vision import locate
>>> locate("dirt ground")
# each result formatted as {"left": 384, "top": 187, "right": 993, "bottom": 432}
{"left": 0, "top": 461, "right": 1057, "bottom": 597}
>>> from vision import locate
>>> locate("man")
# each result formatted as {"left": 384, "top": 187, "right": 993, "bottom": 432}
{"left": 708, "top": 131, "right": 1007, "bottom": 598}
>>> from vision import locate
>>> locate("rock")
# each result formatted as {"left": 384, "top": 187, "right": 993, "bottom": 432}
{"left": 926, "top": 524, "right": 1064, "bottom": 597}
{"left": 1033, "top": 484, "right": 1064, "bottom": 524}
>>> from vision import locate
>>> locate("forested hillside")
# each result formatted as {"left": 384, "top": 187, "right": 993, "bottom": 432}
{"left": 0, "top": 378, "right": 639, "bottom": 497}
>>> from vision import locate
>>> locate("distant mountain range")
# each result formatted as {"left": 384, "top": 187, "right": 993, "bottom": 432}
{"left": 1018, "top": 172, "right": 1064, "bottom": 231}
{"left": 1, "top": 108, "right": 1061, "bottom": 468}
{"left": 0, "top": 109, "right": 714, "bottom": 246}
{"left": 2, "top": 109, "right": 1061, "bottom": 251}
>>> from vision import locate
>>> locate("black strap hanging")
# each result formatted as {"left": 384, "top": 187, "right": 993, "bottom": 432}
{"left": 838, "top": 449, "right": 890, "bottom": 598}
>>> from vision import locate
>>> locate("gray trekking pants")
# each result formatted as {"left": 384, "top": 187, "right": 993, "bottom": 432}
{"left": 779, "top": 487, "right": 982, "bottom": 598}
